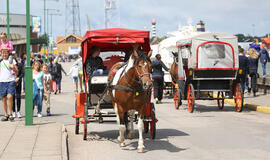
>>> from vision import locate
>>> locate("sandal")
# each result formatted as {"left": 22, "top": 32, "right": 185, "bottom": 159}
{"left": 9, "top": 115, "right": 14, "bottom": 122}
{"left": 1, "top": 115, "right": 9, "bottom": 121}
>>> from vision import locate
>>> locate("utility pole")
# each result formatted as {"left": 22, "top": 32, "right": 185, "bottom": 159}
{"left": 65, "top": 0, "right": 81, "bottom": 35}
{"left": 6, "top": 0, "right": 10, "bottom": 40}
{"left": 25, "top": 0, "right": 33, "bottom": 126}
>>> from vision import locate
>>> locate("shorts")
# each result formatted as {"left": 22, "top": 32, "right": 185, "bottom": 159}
{"left": 72, "top": 76, "right": 78, "bottom": 84}
{"left": 0, "top": 81, "right": 16, "bottom": 97}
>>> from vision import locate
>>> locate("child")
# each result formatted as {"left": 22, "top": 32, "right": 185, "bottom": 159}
{"left": 68, "top": 63, "right": 79, "bottom": 93}
{"left": 43, "top": 64, "right": 53, "bottom": 116}
{"left": 0, "top": 48, "right": 18, "bottom": 121}
{"left": 32, "top": 61, "right": 44, "bottom": 117}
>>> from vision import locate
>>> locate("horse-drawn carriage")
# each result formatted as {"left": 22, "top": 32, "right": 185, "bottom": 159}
{"left": 172, "top": 32, "right": 244, "bottom": 112}
{"left": 72, "top": 28, "right": 157, "bottom": 152}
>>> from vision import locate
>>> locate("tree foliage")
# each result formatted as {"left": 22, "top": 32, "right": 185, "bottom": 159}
{"left": 235, "top": 33, "right": 268, "bottom": 42}
{"left": 31, "top": 34, "right": 49, "bottom": 46}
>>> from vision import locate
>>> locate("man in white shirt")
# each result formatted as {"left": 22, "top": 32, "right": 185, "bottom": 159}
{"left": 0, "top": 48, "right": 18, "bottom": 121}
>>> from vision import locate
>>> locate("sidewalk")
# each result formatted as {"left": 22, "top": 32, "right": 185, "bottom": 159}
{"left": 0, "top": 120, "right": 66, "bottom": 160}
{"left": 244, "top": 93, "right": 270, "bottom": 108}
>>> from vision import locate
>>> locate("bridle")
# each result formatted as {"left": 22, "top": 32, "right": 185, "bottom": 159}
{"left": 135, "top": 66, "right": 151, "bottom": 78}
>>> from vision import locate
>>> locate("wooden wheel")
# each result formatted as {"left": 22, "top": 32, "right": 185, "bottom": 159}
{"left": 75, "top": 100, "right": 80, "bottom": 135}
{"left": 217, "top": 92, "right": 224, "bottom": 110}
{"left": 150, "top": 103, "right": 156, "bottom": 139}
{"left": 234, "top": 83, "right": 243, "bottom": 112}
{"left": 187, "top": 84, "right": 195, "bottom": 113}
{"left": 83, "top": 104, "right": 88, "bottom": 140}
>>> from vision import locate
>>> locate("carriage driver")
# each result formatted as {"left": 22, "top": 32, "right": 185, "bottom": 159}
{"left": 85, "top": 46, "right": 108, "bottom": 77}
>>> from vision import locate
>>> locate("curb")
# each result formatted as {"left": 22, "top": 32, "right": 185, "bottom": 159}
{"left": 62, "top": 125, "right": 69, "bottom": 160}
{"left": 214, "top": 93, "right": 270, "bottom": 114}
{"left": 224, "top": 98, "right": 270, "bottom": 114}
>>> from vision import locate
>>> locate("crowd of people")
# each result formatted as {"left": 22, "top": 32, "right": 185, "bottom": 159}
{"left": 238, "top": 39, "right": 270, "bottom": 97}
{"left": 0, "top": 32, "right": 70, "bottom": 122}
{"left": 1, "top": 30, "right": 270, "bottom": 122}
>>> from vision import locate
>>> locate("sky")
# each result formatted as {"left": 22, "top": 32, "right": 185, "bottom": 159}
{"left": 0, "top": 0, "right": 270, "bottom": 39}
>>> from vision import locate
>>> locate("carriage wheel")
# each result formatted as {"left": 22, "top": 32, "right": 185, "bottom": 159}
{"left": 144, "top": 121, "right": 149, "bottom": 133}
{"left": 150, "top": 103, "right": 156, "bottom": 139}
{"left": 217, "top": 92, "right": 224, "bottom": 110}
{"left": 174, "top": 89, "right": 181, "bottom": 110}
{"left": 75, "top": 101, "right": 80, "bottom": 135}
{"left": 187, "top": 84, "right": 195, "bottom": 113}
{"left": 83, "top": 104, "right": 88, "bottom": 140}
{"left": 234, "top": 83, "right": 243, "bottom": 112}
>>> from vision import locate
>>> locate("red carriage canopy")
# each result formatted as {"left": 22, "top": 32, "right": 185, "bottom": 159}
{"left": 81, "top": 28, "right": 151, "bottom": 63}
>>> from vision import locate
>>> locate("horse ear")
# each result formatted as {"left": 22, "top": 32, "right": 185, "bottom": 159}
{"left": 133, "top": 49, "right": 139, "bottom": 58}
{"left": 148, "top": 50, "right": 152, "bottom": 58}
{"left": 172, "top": 52, "right": 177, "bottom": 57}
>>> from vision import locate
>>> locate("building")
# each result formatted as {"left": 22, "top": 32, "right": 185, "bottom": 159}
{"left": 56, "top": 34, "right": 82, "bottom": 55}
{"left": 0, "top": 13, "right": 38, "bottom": 54}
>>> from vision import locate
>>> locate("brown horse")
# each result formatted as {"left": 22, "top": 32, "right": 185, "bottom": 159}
{"left": 170, "top": 52, "right": 178, "bottom": 84}
{"left": 108, "top": 49, "right": 152, "bottom": 153}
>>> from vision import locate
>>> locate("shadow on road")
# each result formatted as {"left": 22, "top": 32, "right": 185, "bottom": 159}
{"left": 187, "top": 104, "right": 252, "bottom": 113}
{"left": 86, "top": 128, "right": 189, "bottom": 153}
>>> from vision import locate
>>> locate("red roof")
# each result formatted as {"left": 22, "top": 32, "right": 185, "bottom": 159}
{"left": 82, "top": 28, "right": 151, "bottom": 63}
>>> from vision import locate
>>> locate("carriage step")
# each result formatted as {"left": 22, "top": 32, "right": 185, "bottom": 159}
{"left": 72, "top": 114, "right": 82, "bottom": 118}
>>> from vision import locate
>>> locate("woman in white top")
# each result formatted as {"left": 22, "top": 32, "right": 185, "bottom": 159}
{"left": 68, "top": 63, "right": 79, "bottom": 93}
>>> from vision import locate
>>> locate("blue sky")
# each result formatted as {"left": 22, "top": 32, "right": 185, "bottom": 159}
{"left": 0, "top": 0, "right": 270, "bottom": 38}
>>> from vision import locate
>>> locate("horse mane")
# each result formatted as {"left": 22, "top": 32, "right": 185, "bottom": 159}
{"left": 134, "top": 50, "right": 151, "bottom": 63}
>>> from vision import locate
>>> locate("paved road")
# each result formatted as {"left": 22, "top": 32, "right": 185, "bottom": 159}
{"left": 1, "top": 62, "right": 270, "bottom": 160}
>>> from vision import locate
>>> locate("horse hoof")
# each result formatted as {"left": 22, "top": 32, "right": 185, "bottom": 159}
{"left": 137, "top": 148, "right": 144, "bottom": 153}
{"left": 120, "top": 142, "right": 126, "bottom": 147}
{"left": 127, "top": 132, "right": 134, "bottom": 139}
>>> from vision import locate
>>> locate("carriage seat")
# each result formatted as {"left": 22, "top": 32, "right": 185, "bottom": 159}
{"left": 103, "top": 55, "right": 124, "bottom": 69}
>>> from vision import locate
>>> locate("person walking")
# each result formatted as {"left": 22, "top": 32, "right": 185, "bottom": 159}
{"left": 42, "top": 64, "right": 53, "bottom": 116}
{"left": 53, "top": 57, "right": 67, "bottom": 94}
{"left": 73, "top": 54, "right": 83, "bottom": 92}
{"left": 238, "top": 47, "right": 249, "bottom": 93}
{"left": 259, "top": 42, "right": 270, "bottom": 77}
{"left": 151, "top": 54, "right": 169, "bottom": 104}
{"left": 32, "top": 61, "right": 45, "bottom": 117}
{"left": 246, "top": 48, "right": 260, "bottom": 97}
{"left": 249, "top": 39, "right": 261, "bottom": 53}
{"left": 12, "top": 53, "right": 24, "bottom": 118}
{"left": 68, "top": 63, "right": 79, "bottom": 93}
{"left": 0, "top": 48, "right": 18, "bottom": 121}
{"left": 48, "top": 57, "right": 57, "bottom": 94}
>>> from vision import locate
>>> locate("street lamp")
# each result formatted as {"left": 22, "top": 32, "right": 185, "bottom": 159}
{"left": 42, "top": 0, "right": 59, "bottom": 34}
{"left": 48, "top": 13, "right": 61, "bottom": 53}
{"left": 25, "top": 0, "right": 33, "bottom": 125}
{"left": 46, "top": 9, "right": 59, "bottom": 36}
{"left": 48, "top": 12, "right": 61, "bottom": 37}
{"left": 6, "top": 0, "right": 10, "bottom": 40}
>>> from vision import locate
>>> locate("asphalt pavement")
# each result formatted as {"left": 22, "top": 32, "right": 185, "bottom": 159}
{"left": 1, "top": 61, "right": 270, "bottom": 160}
